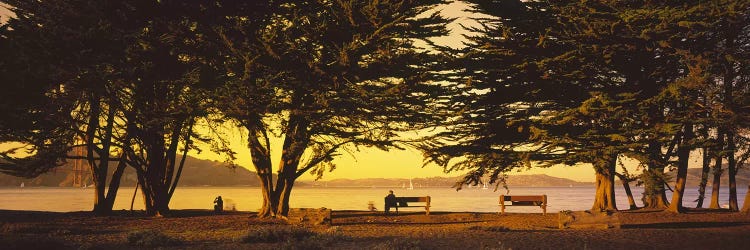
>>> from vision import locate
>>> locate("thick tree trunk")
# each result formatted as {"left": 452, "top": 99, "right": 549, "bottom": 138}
{"left": 641, "top": 168, "right": 669, "bottom": 209}
{"left": 696, "top": 146, "right": 711, "bottom": 208}
{"left": 741, "top": 185, "right": 750, "bottom": 213}
{"left": 249, "top": 98, "right": 311, "bottom": 218}
{"left": 591, "top": 156, "right": 618, "bottom": 212}
{"left": 616, "top": 173, "right": 637, "bottom": 210}
{"left": 136, "top": 125, "right": 184, "bottom": 216}
{"left": 135, "top": 155, "right": 172, "bottom": 217}
{"left": 92, "top": 166, "right": 108, "bottom": 214}
{"left": 710, "top": 132, "right": 724, "bottom": 209}
{"left": 276, "top": 177, "right": 296, "bottom": 216}
{"left": 247, "top": 125, "right": 277, "bottom": 218}
{"left": 667, "top": 124, "right": 693, "bottom": 213}
{"left": 642, "top": 143, "right": 669, "bottom": 209}
{"left": 257, "top": 172, "right": 276, "bottom": 217}
{"left": 140, "top": 180, "right": 170, "bottom": 216}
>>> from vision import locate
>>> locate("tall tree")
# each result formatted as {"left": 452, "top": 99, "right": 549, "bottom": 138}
{"left": 714, "top": 1, "right": 749, "bottom": 211}
{"left": 0, "top": 0, "right": 232, "bottom": 216}
{"left": 676, "top": 0, "right": 750, "bottom": 210}
{"left": 0, "top": 0, "right": 132, "bottom": 214}
{"left": 214, "top": 0, "right": 450, "bottom": 218}
{"left": 113, "top": 1, "right": 237, "bottom": 216}
{"left": 420, "top": 0, "right": 573, "bottom": 189}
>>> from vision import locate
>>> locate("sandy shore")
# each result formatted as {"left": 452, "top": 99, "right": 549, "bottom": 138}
{"left": 1, "top": 208, "right": 749, "bottom": 249}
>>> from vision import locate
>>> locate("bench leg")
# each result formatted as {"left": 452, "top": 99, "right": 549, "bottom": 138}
{"left": 501, "top": 204, "right": 505, "bottom": 215}
{"left": 426, "top": 207, "right": 430, "bottom": 216}
{"left": 542, "top": 205, "right": 546, "bottom": 215}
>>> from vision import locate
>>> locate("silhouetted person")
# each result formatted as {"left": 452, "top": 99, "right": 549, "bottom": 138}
{"left": 214, "top": 196, "right": 224, "bottom": 213}
{"left": 384, "top": 190, "right": 398, "bottom": 214}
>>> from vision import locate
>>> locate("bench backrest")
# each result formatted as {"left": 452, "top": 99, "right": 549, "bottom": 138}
{"left": 500, "top": 195, "right": 547, "bottom": 205}
{"left": 396, "top": 196, "right": 430, "bottom": 203}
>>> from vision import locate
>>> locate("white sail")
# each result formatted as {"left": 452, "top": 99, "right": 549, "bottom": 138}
{"left": 20, "top": 182, "right": 25, "bottom": 188}
{"left": 408, "top": 179, "right": 414, "bottom": 190}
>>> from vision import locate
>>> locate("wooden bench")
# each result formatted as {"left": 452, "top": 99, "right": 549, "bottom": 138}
{"left": 499, "top": 195, "right": 547, "bottom": 215}
{"left": 385, "top": 196, "right": 431, "bottom": 215}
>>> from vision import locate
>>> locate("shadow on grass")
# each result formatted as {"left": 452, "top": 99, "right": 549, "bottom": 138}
{"left": 332, "top": 211, "right": 455, "bottom": 218}
{"left": 333, "top": 219, "right": 490, "bottom": 226}
{"left": 623, "top": 221, "right": 750, "bottom": 229}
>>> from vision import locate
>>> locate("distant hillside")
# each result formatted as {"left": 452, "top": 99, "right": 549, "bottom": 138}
{"left": 683, "top": 168, "right": 750, "bottom": 187}
{"left": 0, "top": 156, "right": 261, "bottom": 187}
{"left": 306, "top": 174, "right": 592, "bottom": 188}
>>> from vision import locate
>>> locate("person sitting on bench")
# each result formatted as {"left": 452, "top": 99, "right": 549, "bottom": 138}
{"left": 384, "top": 190, "right": 398, "bottom": 214}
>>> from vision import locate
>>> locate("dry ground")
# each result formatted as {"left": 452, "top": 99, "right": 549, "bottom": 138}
{"left": 1, "top": 208, "right": 749, "bottom": 249}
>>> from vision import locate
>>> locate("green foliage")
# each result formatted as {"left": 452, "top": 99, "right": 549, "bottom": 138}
{"left": 127, "top": 229, "right": 181, "bottom": 247}
{"left": 639, "top": 168, "right": 673, "bottom": 196}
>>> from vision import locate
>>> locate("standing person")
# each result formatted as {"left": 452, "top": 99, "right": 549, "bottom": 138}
{"left": 214, "top": 196, "right": 224, "bottom": 213}
{"left": 384, "top": 190, "right": 398, "bottom": 214}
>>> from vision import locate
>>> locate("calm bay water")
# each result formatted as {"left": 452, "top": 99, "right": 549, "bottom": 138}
{"left": 0, "top": 186, "right": 746, "bottom": 213}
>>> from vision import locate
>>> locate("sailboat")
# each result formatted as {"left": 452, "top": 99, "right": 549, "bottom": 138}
{"left": 20, "top": 182, "right": 25, "bottom": 188}
{"left": 482, "top": 182, "right": 488, "bottom": 190}
{"left": 407, "top": 179, "right": 414, "bottom": 190}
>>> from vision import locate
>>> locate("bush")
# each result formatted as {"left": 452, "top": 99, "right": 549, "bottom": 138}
{"left": 238, "top": 226, "right": 316, "bottom": 243}
{"left": 0, "top": 235, "right": 65, "bottom": 249}
{"left": 371, "top": 238, "right": 422, "bottom": 250}
{"left": 127, "top": 229, "right": 181, "bottom": 247}
{"left": 468, "top": 225, "right": 511, "bottom": 232}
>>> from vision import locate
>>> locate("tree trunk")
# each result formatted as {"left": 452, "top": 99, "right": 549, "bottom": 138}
{"left": 616, "top": 173, "right": 637, "bottom": 210}
{"left": 91, "top": 164, "right": 108, "bottom": 214}
{"left": 641, "top": 168, "right": 669, "bottom": 209}
{"left": 135, "top": 160, "right": 171, "bottom": 217}
{"left": 722, "top": 20, "right": 738, "bottom": 212}
{"left": 255, "top": 110, "right": 309, "bottom": 218}
{"left": 696, "top": 146, "right": 711, "bottom": 208}
{"left": 710, "top": 132, "right": 724, "bottom": 209}
{"left": 102, "top": 159, "right": 127, "bottom": 210}
{"left": 246, "top": 124, "right": 277, "bottom": 218}
{"left": 741, "top": 185, "right": 750, "bottom": 213}
{"left": 140, "top": 180, "right": 170, "bottom": 216}
{"left": 257, "top": 172, "right": 276, "bottom": 217}
{"left": 727, "top": 131, "right": 738, "bottom": 211}
{"left": 667, "top": 124, "right": 693, "bottom": 213}
{"left": 92, "top": 159, "right": 126, "bottom": 215}
{"left": 642, "top": 143, "right": 669, "bottom": 209}
{"left": 591, "top": 155, "right": 618, "bottom": 212}
{"left": 276, "top": 177, "right": 296, "bottom": 216}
